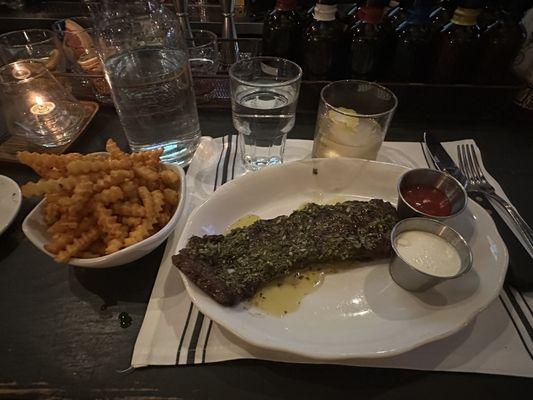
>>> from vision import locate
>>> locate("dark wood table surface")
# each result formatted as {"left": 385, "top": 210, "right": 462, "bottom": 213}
{"left": 1, "top": 105, "right": 533, "bottom": 399}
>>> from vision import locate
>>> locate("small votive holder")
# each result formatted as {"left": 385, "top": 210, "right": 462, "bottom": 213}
{"left": 0, "top": 29, "right": 66, "bottom": 72}
{"left": 0, "top": 60, "right": 86, "bottom": 147}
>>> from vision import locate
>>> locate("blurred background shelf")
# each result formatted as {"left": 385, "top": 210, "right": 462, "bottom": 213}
{"left": 0, "top": 0, "right": 264, "bottom": 35}
{"left": 1, "top": 0, "right": 531, "bottom": 120}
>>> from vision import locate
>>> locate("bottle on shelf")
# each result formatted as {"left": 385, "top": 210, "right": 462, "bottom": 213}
{"left": 246, "top": 0, "right": 277, "bottom": 21}
{"left": 474, "top": 0, "right": 527, "bottom": 84}
{"left": 476, "top": 0, "right": 502, "bottom": 31}
{"left": 262, "top": 0, "right": 302, "bottom": 62}
{"left": 301, "top": 0, "right": 346, "bottom": 80}
{"left": 430, "top": 0, "right": 484, "bottom": 83}
{"left": 302, "top": 1, "right": 317, "bottom": 27}
{"left": 344, "top": 0, "right": 367, "bottom": 26}
{"left": 346, "top": 0, "right": 391, "bottom": 80}
{"left": 384, "top": 0, "right": 414, "bottom": 30}
{"left": 384, "top": 0, "right": 401, "bottom": 14}
{"left": 429, "top": 0, "right": 457, "bottom": 34}
{"left": 388, "top": 0, "right": 436, "bottom": 82}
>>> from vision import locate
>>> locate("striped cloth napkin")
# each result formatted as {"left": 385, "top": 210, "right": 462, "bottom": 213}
{"left": 131, "top": 136, "right": 533, "bottom": 377}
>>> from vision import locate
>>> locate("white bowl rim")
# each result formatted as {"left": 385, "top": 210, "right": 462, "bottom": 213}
{"left": 0, "top": 174, "right": 22, "bottom": 236}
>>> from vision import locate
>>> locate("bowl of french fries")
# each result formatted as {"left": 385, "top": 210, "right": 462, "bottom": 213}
{"left": 20, "top": 139, "right": 186, "bottom": 268}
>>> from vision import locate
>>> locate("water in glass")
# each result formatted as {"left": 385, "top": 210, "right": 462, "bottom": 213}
{"left": 105, "top": 47, "right": 200, "bottom": 164}
{"left": 232, "top": 85, "right": 297, "bottom": 170}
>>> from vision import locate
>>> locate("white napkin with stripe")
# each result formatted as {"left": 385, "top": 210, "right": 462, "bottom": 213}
{"left": 131, "top": 136, "right": 533, "bottom": 377}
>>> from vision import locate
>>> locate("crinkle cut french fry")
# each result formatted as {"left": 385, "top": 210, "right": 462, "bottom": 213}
{"left": 94, "top": 170, "right": 134, "bottom": 192}
{"left": 120, "top": 180, "right": 139, "bottom": 200}
{"left": 112, "top": 202, "right": 146, "bottom": 217}
{"left": 134, "top": 165, "right": 159, "bottom": 182}
{"left": 163, "top": 188, "right": 180, "bottom": 206}
{"left": 17, "top": 151, "right": 82, "bottom": 179}
{"left": 123, "top": 221, "right": 151, "bottom": 246}
{"left": 68, "top": 180, "right": 94, "bottom": 217}
{"left": 152, "top": 190, "right": 165, "bottom": 220}
{"left": 21, "top": 176, "right": 78, "bottom": 197}
{"left": 94, "top": 203, "right": 126, "bottom": 254}
{"left": 105, "top": 138, "right": 127, "bottom": 160}
{"left": 160, "top": 169, "right": 180, "bottom": 188}
{"left": 94, "top": 186, "right": 124, "bottom": 205}
{"left": 122, "top": 216, "right": 143, "bottom": 227}
{"left": 66, "top": 158, "right": 132, "bottom": 175}
{"left": 130, "top": 148, "right": 163, "bottom": 168}
{"left": 45, "top": 232, "right": 75, "bottom": 254}
{"left": 55, "top": 227, "right": 99, "bottom": 263}
{"left": 44, "top": 202, "right": 61, "bottom": 225}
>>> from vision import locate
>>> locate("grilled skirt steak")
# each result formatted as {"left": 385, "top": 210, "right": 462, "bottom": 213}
{"left": 173, "top": 199, "right": 398, "bottom": 306}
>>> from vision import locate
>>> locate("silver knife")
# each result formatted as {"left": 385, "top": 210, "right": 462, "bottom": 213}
{"left": 423, "top": 132, "right": 467, "bottom": 187}
{"left": 423, "top": 131, "right": 533, "bottom": 287}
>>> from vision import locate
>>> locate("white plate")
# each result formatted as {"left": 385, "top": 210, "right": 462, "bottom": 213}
{"left": 23, "top": 162, "right": 186, "bottom": 268}
{"left": 176, "top": 158, "right": 508, "bottom": 360}
{"left": 0, "top": 175, "right": 22, "bottom": 235}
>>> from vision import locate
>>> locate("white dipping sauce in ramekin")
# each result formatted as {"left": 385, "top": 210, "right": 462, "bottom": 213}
{"left": 394, "top": 231, "right": 461, "bottom": 277}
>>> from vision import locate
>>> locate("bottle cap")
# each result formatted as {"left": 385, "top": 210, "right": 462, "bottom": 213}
{"left": 314, "top": 3, "right": 338, "bottom": 21}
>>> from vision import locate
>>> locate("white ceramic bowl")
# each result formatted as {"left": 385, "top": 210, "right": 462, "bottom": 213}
{"left": 0, "top": 175, "right": 22, "bottom": 235}
{"left": 22, "top": 162, "right": 186, "bottom": 268}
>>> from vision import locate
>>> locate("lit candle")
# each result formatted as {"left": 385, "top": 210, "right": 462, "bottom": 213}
{"left": 30, "top": 96, "right": 56, "bottom": 116}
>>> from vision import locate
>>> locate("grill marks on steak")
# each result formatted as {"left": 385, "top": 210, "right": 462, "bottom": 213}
{"left": 173, "top": 199, "right": 398, "bottom": 306}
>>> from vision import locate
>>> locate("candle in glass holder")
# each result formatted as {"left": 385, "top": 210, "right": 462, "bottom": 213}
{"left": 30, "top": 96, "right": 56, "bottom": 116}
{"left": 0, "top": 60, "right": 85, "bottom": 147}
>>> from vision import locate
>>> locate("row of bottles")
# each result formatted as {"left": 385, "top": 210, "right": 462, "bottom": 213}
{"left": 261, "top": 0, "right": 529, "bottom": 84}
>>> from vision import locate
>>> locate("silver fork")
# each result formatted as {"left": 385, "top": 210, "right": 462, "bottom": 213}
{"left": 457, "top": 144, "right": 533, "bottom": 252}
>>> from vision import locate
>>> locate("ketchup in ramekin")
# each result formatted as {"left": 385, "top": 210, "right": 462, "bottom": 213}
{"left": 401, "top": 184, "right": 452, "bottom": 217}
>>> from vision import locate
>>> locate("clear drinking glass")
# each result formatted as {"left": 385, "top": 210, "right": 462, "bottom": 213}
{"left": 229, "top": 56, "right": 302, "bottom": 171}
{"left": 187, "top": 29, "right": 219, "bottom": 101}
{"left": 0, "top": 60, "right": 85, "bottom": 147}
{"left": 86, "top": 0, "right": 201, "bottom": 165}
{"left": 0, "top": 29, "right": 66, "bottom": 72}
{"left": 52, "top": 17, "right": 112, "bottom": 104}
{"left": 312, "top": 80, "right": 398, "bottom": 160}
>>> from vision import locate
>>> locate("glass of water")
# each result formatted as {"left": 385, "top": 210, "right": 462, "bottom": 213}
{"left": 229, "top": 57, "right": 302, "bottom": 171}
{"left": 187, "top": 29, "right": 219, "bottom": 102}
{"left": 86, "top": 0, "right": 201, "bottom": 166}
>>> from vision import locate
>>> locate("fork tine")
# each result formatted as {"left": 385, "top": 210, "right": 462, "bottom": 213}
{"left": 465, "top": 144, "right": 479, "bottom": 182}
{"left": 457, "top": 145, "right": 465, "bottom": 172}
{"left": 458, "top": 145, "right": 472, "bottom": 182}
{"left": 469, "top": 144, "right": 486, "bottom": 182}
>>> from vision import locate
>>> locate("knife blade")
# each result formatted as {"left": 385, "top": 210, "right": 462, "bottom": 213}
{"left": 423, "top": 132, "right": 467, "bottom": 187}
{"left": 423, "top": 132, "right": 533, "bottom": 288}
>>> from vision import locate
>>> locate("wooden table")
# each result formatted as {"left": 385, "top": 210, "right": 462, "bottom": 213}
{"left": 1, "top": 106, "right": 533, "bottom": 399}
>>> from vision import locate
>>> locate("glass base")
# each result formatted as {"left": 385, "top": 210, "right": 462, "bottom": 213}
{"left": 129, "top": 133, "right": 201, "bottom": 166}
{"left": 242, "top": 155, "right": 282, "bottom": 171}
{"left": 11, "top": 101, "right": 85, "bottom": 148}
